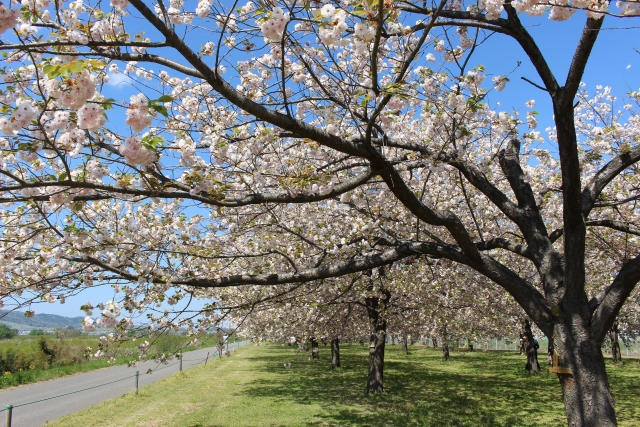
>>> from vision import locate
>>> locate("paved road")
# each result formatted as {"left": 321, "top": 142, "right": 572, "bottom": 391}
{"left": 0, "top": 340, "right": 250, "bottom": 426}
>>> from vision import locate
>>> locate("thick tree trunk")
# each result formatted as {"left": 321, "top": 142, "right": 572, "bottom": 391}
{"left": 523, "top": 319, "right": 540, "bottom": 374}
{"left": 331, "top": 338, "right": 340, "bottom": 369}
{"left": 609, "top": 322, "right": 621, "bottom": 363}
{"left": 311, "top": 337, "right": 319, "bottom": 359}
{"left": 442, "top": 342, "right": 450, "bottom": 361}
{"left": 364, "top": 286, "right": 390, "bottom": 394}
{"left": 547, "top": 54, "right": 619, "bottom": 424}
{"left": 554, "top": 325, "right": 617, "bottom": 427}
{"left": 432, "top": 337, "right": 437, "bottom": 348}
{"left": 367, "top": 328, "right": 386, "bottom": 394}
{"left": 391, "top": 335, "right": 395, "bottom": 345}
{"left": 401, "top": 335, "right": 408, "bottom": 354}
{"left": 468, "top": 343, "right": 473, "bottom": 352}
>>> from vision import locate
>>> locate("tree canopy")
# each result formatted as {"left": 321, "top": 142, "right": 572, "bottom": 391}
{"left": 1, "top": 0, "right": 640, "bottom": 424}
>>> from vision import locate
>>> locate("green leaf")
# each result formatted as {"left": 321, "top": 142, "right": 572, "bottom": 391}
{"left": 18, "top": 142, "right": 34, "bottom": 151}
{"left": 149, "top": 103, "right": 168, "bottom": 117}
{"left": 102, "top": 98, "right": 116, "bottom": 111}
{"left": 70, "top": 61, "right": 84, "bottom": 74}
{"left": 42, "top": 64, "right": 60, "bottom": 78}
{"left": 141, "top": 135, "right": 164, "bottom": 151}
{"left": 154, "top": 95, "right": 173, "bottom": 103}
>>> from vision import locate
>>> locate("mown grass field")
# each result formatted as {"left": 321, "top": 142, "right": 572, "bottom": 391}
{"left": 47, "top": 343, "right": 640, "bottom": 427}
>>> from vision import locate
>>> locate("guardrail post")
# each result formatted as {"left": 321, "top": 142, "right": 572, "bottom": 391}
{"left": 180, "top": 358, "right": 183, "bottom": 372}
{"left": 204, "top": 351, "right": 210, "bottom": 366}
{"left": 135, "top": 371, "right": 139, "bottom": 395}
{"left": 5, "top": 405, "right": 13, "bottom": 427}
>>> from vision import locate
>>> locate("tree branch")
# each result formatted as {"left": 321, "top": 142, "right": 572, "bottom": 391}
{"left": 0, "top": 168, "right": 377, "bottom": 208}
{"left": 562, "top": 17, "right": 604, "bottom": 108}
{"left": 590, "top": 254, "right": 640, "bottom": 343}
{"left": 581, "top": 144, "right": 640, "bottom": 217}
{"left": 126, "top": 0, "right": 368, "bottom": 160}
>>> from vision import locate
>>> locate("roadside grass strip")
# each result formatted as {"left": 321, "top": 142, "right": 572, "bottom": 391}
{"left": 48, "top": 344, "right": 640, "bottom": 427}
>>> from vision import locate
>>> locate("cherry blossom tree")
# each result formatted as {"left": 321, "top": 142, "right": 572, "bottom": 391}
{"left": 230, "top": 252, "right": 528, "bottom": 392}
{"left": 1, "top": 0, "right": 640, "bottom": 424}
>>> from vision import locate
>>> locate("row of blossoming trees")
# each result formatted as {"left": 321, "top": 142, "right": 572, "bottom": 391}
{"left": 1, "top": 0, "right": 640, "bottom": 424}
{"left": 231, "top": 260, "right": 534, "bottom": 391}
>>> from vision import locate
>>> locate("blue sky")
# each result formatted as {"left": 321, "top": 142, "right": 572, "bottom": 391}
{"left": 27, "top": 10, "right": 640, "bottom": 317}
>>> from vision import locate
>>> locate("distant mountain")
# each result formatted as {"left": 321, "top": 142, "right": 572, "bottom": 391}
{"left": 0, "top": 310, "right": 85, "bottom": 331}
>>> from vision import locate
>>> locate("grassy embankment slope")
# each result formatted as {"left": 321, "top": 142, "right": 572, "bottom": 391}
{"left": 48, "top": 343, "right": 640, "bottom": 427}
{"left": 0, "top": 334, "right": 227, "bottom": 388}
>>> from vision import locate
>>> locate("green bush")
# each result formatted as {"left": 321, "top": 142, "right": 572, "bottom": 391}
{"left": 0, "top": 324, "right": 17, "bottom": 339}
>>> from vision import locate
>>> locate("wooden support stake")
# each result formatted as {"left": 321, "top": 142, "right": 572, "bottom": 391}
{"left": 204, "top": 351, "right": 210, "bottom": 366}
{"left": 549, "top": 350, "right": 573, "bottom": 375}
{"left": 135, "top": 371, "right": 139, "bottom": 395}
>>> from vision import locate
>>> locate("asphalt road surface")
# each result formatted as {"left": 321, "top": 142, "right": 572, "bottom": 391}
{"left": 0, "top": 340, "right": 250, "bottom": 426}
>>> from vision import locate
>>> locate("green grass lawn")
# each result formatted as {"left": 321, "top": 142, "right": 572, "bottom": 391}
{"left": 47, "top": 343, "right": 640, "bottom": 427}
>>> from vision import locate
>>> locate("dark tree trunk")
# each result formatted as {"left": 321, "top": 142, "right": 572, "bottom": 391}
{"left": 311, "top": 337, "right": 319, "bottom": 359}
{"left": 442, "top": 342, "right": 450, "bottom": 361}
{"left": 364, "top": 287, "right": 391, "bottom": 394}
{"left": 432, "top": 337, "right": 437, "bottom": 348}
{"left": 331, "top": 338, "right": 340, "bottom": 369}
{"left": 553, "top": 322, "right": 617, "bottom": 427}
{"left": 547, "top": 47, "right": 620, "bottom": 424}
{"left": 523, "top": 319, "right": 540, "bottom": 374}
{"left": 391, "top": 335, "right": 395, "bottom": 345}
{"left": 609, "top": 322, "right": 621, "bottom": 363}
{"left": 468, "top": 343, "right": 473, "bottom": 352}
{"left": 367, "top": 327, "right": 386, "bottom": 394}
{"left": 401, "top": 335, "right": 408, "bottom": 354}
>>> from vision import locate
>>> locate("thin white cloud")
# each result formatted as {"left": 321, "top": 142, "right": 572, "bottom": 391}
{"left": 105, "top": 72, "right": 133, "bottom": 87}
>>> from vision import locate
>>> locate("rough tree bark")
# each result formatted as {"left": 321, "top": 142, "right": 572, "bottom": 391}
{"left": 442, "top": 342, "right": 450, "bottom": 361}
{"left": 364, "top": 287, "right": 391, "bottom": 394}
{"left": 331, "top": 338, "right": 340, "bottom": 369}
{"left": 523, "top": 319, "right": 540, "bottom": 374}
{"left": 401, "top": 335, "right": 408, "bottom": 354}
{"left": 311, "top": 337, "right": 319, "bottom": 359}
{"left": 609, "top": 322, "right": 621, "bottom": 363}
{"left": 554, "top": 322, "right": 618, "bottom": 427}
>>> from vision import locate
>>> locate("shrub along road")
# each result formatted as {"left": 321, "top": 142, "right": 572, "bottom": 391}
{"left": 0, "top": 341, "right": 248, "bottom": 426}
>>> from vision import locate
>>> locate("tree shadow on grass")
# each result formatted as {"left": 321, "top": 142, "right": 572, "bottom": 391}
{"left": 241, "top": 345, "right": 568, "bottom": 427}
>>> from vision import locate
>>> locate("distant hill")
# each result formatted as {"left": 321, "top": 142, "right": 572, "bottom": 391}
{"left": 0, "top": 310, "right": 85, "bottom": 331}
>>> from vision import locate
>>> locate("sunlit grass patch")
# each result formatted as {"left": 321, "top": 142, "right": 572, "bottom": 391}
{"left": 49, "top": 343, "right": 640, "bottom": 427}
